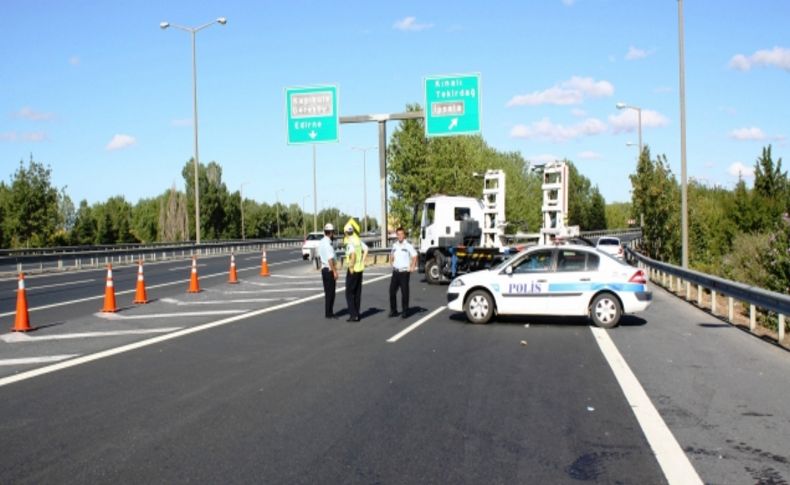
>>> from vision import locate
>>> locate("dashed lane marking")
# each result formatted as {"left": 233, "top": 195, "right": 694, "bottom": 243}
{"left": 0, "top": 273, "right": 390, "bottom": 388}
{"left": 26, "top": 278, "right": 98, "bottom": 291}
{"left": 1, "top": 327, "right": 183, "bottom": 343}
{"left": 386, "top": 306, "right": 447, "bottom": 343}
{"left": 95, "top": 310, "right": 245, "bottom": 320}
{"left": 590, "top": 326, "right": 703, "bottom": 485}
{"left": 0, "top": 355, "right": 80, "bottom": 366}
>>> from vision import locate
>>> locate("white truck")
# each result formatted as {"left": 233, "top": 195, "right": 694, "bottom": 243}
{"left": 419, "top": 170, "right": 512, "bottom": 284}
{"left": 418, "top": 162, "right": 579, "bottom": 284}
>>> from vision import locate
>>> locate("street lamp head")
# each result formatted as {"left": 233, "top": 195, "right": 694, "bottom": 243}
{"left": 615, "top": 102, "right": 627, "bottom": 110}
{"left": 216, "top": 17, "right": 227, "bottom": 25}
{"left": 159, "top": 21, "right": 170, "bottom": 29}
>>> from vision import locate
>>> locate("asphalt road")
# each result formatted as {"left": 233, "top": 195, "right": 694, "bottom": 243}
{"left": 0, "top": 251, "right": 788, "bottom": 484}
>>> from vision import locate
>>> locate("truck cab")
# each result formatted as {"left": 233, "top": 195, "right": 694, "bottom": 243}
{"left": 420, "top": 195, "right": 484, "bottom": 255}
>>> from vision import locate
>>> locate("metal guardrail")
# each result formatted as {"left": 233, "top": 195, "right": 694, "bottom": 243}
{"left": 0, "top": 239, "right": 304, "bottom": 275}
{"left": 626, "top": 247, "right": 789, "bottom": 344}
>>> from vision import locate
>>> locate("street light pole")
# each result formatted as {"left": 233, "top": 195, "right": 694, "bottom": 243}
{"left": 275, "top": 189, "right": 284, "bottom": 239}
{"left": 302, "top": 195, "right": 310, "bottom": 237}
{"left": 352, "top": 146, "right": 376, "bottom": 233}
{"left": 240, "top": 182, "right": 249, "bottom": 240}
{"left": 160, "top": 17, "right": 227, "bottom": 245}
{"left": 678, "top": 0, "right": 689, "bottom": 268}
{"left": 616, "top": 102, "right": 643, "bottom": 157}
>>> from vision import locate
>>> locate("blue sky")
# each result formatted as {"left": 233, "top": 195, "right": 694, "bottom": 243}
{"left": 1, "top": 0, "right": 788, "bottom": 222}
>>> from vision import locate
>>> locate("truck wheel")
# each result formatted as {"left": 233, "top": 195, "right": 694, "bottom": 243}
{"left": 425, "top": 258, "right": 442, "bottom": 285}
{"left": 464, "top": 290, "right": 494, "bottom": 324}
{"left": 590, "top": 292, "right": 621, "bottom": 329}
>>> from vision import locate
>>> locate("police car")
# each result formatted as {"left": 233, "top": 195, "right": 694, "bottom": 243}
{"left": 446, "top": 244, "right": 651, "bottom": 328}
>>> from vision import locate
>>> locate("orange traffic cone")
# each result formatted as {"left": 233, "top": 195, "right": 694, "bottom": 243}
{"left": 228, "top": 253, "right": 239, "bottom": 284}
{"left": 11, "top": 273, "right": 33, "bottom": 332}
{"left": 101, "top": 264, "right": 118, "bottom": 313}
{"left": 133, "top": 261, "right": 149, "bottom": 304}
{"left": 260, "top": 249, "right": 270, "bottom": 277}
{"left": 187, "top": 256, "right": 201, "bottom": 293}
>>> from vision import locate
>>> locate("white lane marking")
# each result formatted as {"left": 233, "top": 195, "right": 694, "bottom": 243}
{"left": 95, "top": 310, "right": 244, "bottom": 320}
{"left": 175, "top": 298, "right": 297, "bottom": 305}
{"left": 167, "top": 264, "right": 207, "bottom": 271}
{"left": 0, "top": 274, "right": 390, "bottom": 388}
{"left": 1, "top": 328, "right": 183, "bottom": 343}
{"left": 223, "top": 288, "right": 322, "bottom": 294}
{"left": 245, "top": 281, "right": 321, "bottom": 287}
{"left": 590, "top": 327, "right": 702, "bottom": 485}
{"left": 386, "top": 306, "right": 447, "bottom": 343}
{"left": 26, "top": 278, "right": 97, "bottom": 291}
{"left": 0, "top": 355, "right": 80, "bottom": 366}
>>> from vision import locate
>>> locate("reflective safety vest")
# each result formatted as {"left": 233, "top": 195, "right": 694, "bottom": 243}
{"left": 347, "top": 235, "right": 365, "bottom": 272}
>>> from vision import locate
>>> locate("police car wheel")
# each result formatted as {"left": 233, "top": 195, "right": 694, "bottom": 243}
{"left": 465, "top": 290, "right": 494, "bottom": 324}
{"left": 590, "top": 292, "right": 621, "bottom": 329}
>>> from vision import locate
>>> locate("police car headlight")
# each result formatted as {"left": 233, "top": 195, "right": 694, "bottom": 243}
{"left": 449, "top": 278, "right": 465, "bottom": 288}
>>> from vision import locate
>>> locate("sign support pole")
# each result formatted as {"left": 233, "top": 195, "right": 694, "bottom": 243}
{"left": 312, "top": 145, "right": 318, "bottom": 233}
{"left": 377, "top": 121, "right": 387, "bottom": 248}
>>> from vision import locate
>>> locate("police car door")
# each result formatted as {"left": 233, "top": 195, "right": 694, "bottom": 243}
{"left": 550, "top": 248, "right": 600, "bottom": 316}
{"left": 495, "top": 248, "right": 555, "bottom": 315}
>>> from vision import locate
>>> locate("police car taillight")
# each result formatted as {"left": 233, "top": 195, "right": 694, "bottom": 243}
{"left": 628, "top": 270, "right": 647, "bottom": 284}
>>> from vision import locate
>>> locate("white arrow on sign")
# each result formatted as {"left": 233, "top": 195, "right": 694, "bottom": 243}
{"left": 309, "top": 130, "right": 318, "bottom": 139}
{"left": 448, "top": 118, "right": 458, "bottom": 130}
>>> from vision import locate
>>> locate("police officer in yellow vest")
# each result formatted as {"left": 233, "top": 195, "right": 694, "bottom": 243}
{"left": 343, "top": 218, "right": 368, "bottom": 322}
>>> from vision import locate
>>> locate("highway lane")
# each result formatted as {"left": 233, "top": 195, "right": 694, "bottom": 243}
{"left": 0, "top": 247, "right": 303, "bottom": 321}
{"left": 0, "top": 275, "right": 668, "bottom": 484}
{"left": 1, "top": 256, "right": 788, "bottom": 483}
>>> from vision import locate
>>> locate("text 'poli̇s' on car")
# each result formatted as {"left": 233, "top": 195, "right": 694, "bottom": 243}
{"left": 446, "top": 244, "right": 651, "bottom": 328}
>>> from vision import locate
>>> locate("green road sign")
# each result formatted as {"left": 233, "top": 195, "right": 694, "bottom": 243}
{"left": 424, "top": 73, "right": 481, "bottom": 137}
{"left": 286, "top": 85, "right": 339, "bottom": 144}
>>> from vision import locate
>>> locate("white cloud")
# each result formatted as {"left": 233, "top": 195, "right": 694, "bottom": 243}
{"left": 106, "top": 134, "right": 136, "bottom": 151}
{"left": 728, "top": 46, "right": 790, "bottom": 71}
{"left": 393, "top": 16, "right": 433, "bottom": 32}
{"left": 728, "top": 127, "right": 766, "bottom": 141}
{"left": 561, "top": 0, "right": 576, "bottom": 5}
{"left": 578, "top": 150, "right": 603, "bottom": 160}
{"left": 625, "top": 46, "right": 649, "bottom": 61}
{"left": 510, "top": 117, "right": 607, "bottom": 142}
{"left": 12, "top": 106, "right": 55, "bottom": 121}
{"left": 704, "top": 161, "right": 716, "bottom": 169}
{"left": 506, "top": 76, "right": 614, "bottom": 107}
{"left": 0, "top": 131, "right": 47, "bottom": 142}
{"left": 171, "top": 118, "right": 192, "bottom": 127}
{"left": 69, "top": 56, "right": 80, "bottom": 66}
{"left": 571, "top": 108, "right": 587, "bottom": 117}
{"left": 728, "top": 161, "right": 754, "bottom": 179}
{"left": 608, "top": 109, "right": 669, "bottom": 133}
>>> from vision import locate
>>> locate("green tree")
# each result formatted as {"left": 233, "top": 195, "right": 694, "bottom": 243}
{"left": 132, "top": 196, "right": 161, "bottom": 243}
{"left": 3, "top": 158, "right": 61, "bottom": 247}
{"left": 630, "top": 148, "right": 680, "bottom": 262}
{"left": 587, "top": 187, "right": 607, "bottom": 230}
{"left": 605, "top": 202, "right": 632, "bottom": 229}
{"left": 71, "top": 200, "right": 97, "bottom": 246}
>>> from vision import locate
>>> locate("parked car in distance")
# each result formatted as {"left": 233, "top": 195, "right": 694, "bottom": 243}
{"left": 302, "top": 232, "right": 323, "bottom": 260}
{"left": 596, "top": 236, "right": 623, "bottom": 260}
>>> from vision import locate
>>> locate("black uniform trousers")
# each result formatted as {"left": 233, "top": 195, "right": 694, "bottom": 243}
{"left": 345, "top": 270, "right": 363, "bottom": 320}
{"left": 389, "top": 270, "right": 410, "bottom": 314}
{"left": 321, "top": 268, "right": 336, "bottom": 317}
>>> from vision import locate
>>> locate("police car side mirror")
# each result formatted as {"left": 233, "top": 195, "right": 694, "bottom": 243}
{"left": 505, "top": 266, "right": 513, "bottom": 275}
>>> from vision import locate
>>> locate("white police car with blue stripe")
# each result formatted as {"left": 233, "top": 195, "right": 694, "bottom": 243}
{"left": 446, "top": 244, "right": 652, "bottom": 328}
